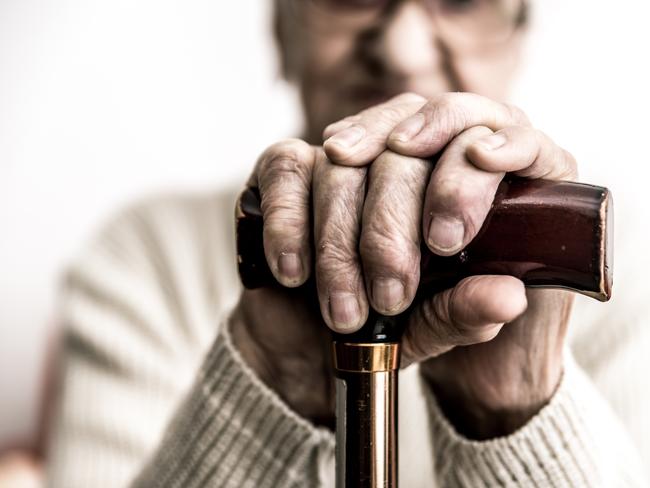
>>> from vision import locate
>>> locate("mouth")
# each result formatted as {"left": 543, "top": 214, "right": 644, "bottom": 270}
{"left": 343, "top": 83, "right": 403, "bottom": 109}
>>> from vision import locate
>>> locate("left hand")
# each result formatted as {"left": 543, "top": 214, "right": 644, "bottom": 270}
{"left": 322, "top": 92, "right": 578, "bottom": 439}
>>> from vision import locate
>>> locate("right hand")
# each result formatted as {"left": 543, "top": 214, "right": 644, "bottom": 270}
{"left": 230, "top": 134, "right": 528, "bottom": 426}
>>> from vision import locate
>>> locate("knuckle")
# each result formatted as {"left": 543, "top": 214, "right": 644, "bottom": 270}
{"left": 452, "top": 323, "right": 487, "bottom": 344}
{"left": 458, "top": 325, "right": 499, "bottom": 345}
{"left": 373, "top": 149, "right": 417, "bottom": 167}
{"left": 360, "top": 226, "right": 418, "bottom": 275}
{"left": 316, "top": 172, "right": 367, "bottom": 210}
{"left": 503, "top": 102, "right": 530, "bottom": 126}
{"left": 405, "top": 295, "right": 453, "bottom": 352}
{"left": 317, "top": 248, "right": 351, "bottom": 273}
{"left": 560, "top": 148, "right": 578, "bottom": 179}
{"left": 316, "top": 236, "right": 357, "bottom": 278}
{"left": 377, "top": 104, "right": 408, "bottom": 126}
{"left": 433, "top": 177, "right": 475, "bottom": 211}
{"left": 315, "top": 220, "right": 362, "bottom": 292}
{"left": 316, "top": 211, "right": 358, "bottom": 255}
{"left": 260, "top": 178, "right": 310, "bottom": 219}
{"left": 325, "top": 116, "right": 363, "bottom": 134}
{"left": 268, "top": 137, "right": 311, "bottom": 155}
{"left": 370, "top": 149, "right": 394, "bottom": 169}
{"left": 463, "top": 125, "right": 493, "bottom": 140}
{"left": 263, "top": 208, "right": 308, "bottom": 244}
{"left": 391, "top": 92, "right": 426, "bottom": 105}
{"left": 261, "top": 167, "right": 310, "bottom": 240}
{"left": 428, "top": 94, "right": 467, "bottom": 140}
{"left": 427, "top": 292, "right": 452, "bottom": 330}
{"left": 344, "top": 114, "right": 363, "bottom": 123}
{"left": 372, "top": 149, "right": 397, "bottom": 166}
{"left": 402, "top": 282, "right": 505, "bottom": 361}
{"left": 436, "top": 92, "right": 463, "bottom": 113}
{"left": 261, "top": 139, "right": 314, "bottom": 178}
{"left": 321, "top": 164, "right": 359, "bottom": 188}
{"left": 430, "top": 94, "right": 453, "bottom": 118}
{"left": 268, "top": 154, "right": 308, "bottom": 177}
{"left": 436, "top": 92, "right": 457, "bottom": 106}
{"left": 264, "top": 199, "right": 307, "bottom": 226}
{"left": 429, "top": 177, "right": 492, "bottom": 239}
{"left": 264, "top": 225, "right": 308, "bottom": 254}
{"left": 435, "top": 289, "right": 470, "bottom": 341}
{"left": 262, "top": 158, "right": 312, "bottom": 192}
{"left": 401, "top": 323, "right": 431, "bottom": 361}
{"left": 338, "top": 114, "right": 362, "bottom": 124}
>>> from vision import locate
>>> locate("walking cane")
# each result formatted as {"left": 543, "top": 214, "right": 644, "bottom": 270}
{"left": 235, "top": 177, "right": 613, "bottom": 488}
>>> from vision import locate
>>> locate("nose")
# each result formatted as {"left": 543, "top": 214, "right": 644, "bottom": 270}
{"left": 381, "top": 2, "right": 440, "bottom": 77}
{"left": 357, "top": 1, "right": 455, "bottom": 93}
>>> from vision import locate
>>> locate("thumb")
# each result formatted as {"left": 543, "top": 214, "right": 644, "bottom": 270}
{"left": 400, "top": 275, "right": 527, "bottom": 367}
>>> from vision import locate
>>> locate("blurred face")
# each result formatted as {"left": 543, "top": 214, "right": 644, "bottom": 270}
{"left": 276, "top": 0, "right": 527, "bottom": 142}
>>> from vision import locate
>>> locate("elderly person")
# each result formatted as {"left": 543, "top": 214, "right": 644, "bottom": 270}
{"left": 43, "top": 0, "right": 648, "bottom": 486}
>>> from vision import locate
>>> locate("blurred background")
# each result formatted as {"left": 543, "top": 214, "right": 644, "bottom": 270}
{"left": 1, "top": 0, "right": 649, "bottom": 451}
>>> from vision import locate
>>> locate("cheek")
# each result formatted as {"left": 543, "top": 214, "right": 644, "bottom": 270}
{"left": 451, "top": 39, "right": 524, "bottom": 100}
{"left": 303, "top": 33, "right": 357, "bottom": 79}
{"left": 299, "top": 33, "right": 362, "bottom": 137}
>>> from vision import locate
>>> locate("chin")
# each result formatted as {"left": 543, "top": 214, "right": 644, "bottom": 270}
{"left": 310, "top": 90, "right": 393, "bottom": 130}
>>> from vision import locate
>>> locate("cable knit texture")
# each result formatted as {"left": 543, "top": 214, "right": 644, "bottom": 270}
{"left": 45, "top": 189, "right": 649, "bottom": 487}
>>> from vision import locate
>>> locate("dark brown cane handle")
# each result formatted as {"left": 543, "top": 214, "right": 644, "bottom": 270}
{"left": 236, "top": 177, "right": 613, "bottom": 302}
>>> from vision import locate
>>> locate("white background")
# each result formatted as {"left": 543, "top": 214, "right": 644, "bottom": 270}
{"left": 1, "top": 0, "right": 649, "bottom": 446}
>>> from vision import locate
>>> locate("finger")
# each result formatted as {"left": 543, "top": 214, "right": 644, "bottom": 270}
{"left": 388, "top": 92, "right": 530, "bottom": 158}
{"left": 323, "top": 92, "right": 427, "bottom": 166}
{"left": 313, "top": 153, "right": 369, "bottom": 332}
{"left": 423, "top": 126, "right": 503, "bottom": 256}
{"left": 401, "top": 275, "right": 527, "bottom": 367}
{"left": 255, "top": 139, "right": 316, "bottom": 287}
{"left": 466, "top": 126, "right": 578, "bottom": 181}
{"left": 360, "top": 151, "right": 432, "bottom": 315}
{"left": 322, "top": 114, "right": 363, "bottom": 139}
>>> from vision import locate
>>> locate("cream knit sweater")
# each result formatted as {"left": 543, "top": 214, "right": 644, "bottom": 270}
{"left": 45, "top": 188, "right": 650, "bottom": 487}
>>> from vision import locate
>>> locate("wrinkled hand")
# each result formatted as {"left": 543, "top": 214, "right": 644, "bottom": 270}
{"left": 323, "top": 92, "right": 577, "bottom": 437}
{"left": 232, "top": 92, "right": 577, "bottom": 437}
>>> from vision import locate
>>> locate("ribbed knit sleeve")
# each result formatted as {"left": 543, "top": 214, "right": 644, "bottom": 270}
{"left": 45, "top": 189, "right": 650, "bottom": 487}
{"left": 132, "top": 322, "right": 335, "bottom": 488}
{"left": 45, "top": 191, "right": 250, "bottom": 487}
{"left": 423, "top": 353, "right": 647, "bottom": 487}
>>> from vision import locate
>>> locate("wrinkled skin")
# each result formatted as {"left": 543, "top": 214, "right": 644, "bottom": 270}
{"left": 232, "top": 1, "right": 578, "bottom": 438}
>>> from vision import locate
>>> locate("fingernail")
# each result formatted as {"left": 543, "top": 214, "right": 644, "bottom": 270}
{"left": 476, "top": 133, "right": 507, "bottom": 151}
{"left": 372, "top": 278, "right": 405, "bottom": 313}
{"left": 329, "top": 292, "right": 361, "bottom": 330}
{"left": 428, "top": 217, "right": 465, "bottom": 254}
{"left": 278, "top": 252, "right": 302, "bottom": 283}
{"left": 327, "top": 125, "right": 365, "bottom": 149}
{"left": 391, "top": 113, "right": 425, "bottom": 142}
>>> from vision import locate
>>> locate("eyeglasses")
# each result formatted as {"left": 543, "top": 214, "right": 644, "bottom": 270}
{"left": 286, "top": 0, "right": 527, "bottom": 53}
